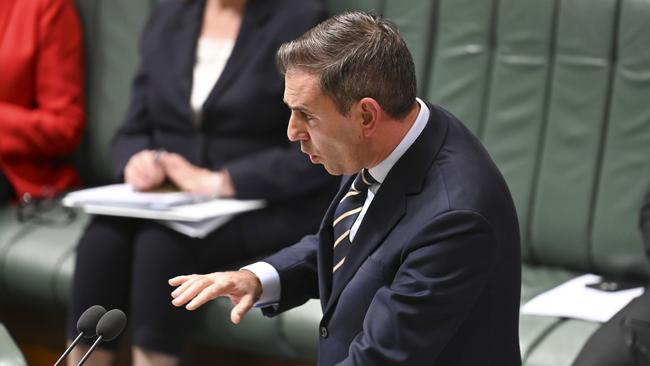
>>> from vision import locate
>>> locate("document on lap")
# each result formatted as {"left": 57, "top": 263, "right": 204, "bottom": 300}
{"left": 521, "top": 273, "right": 645, "bottom": 323}
{"left": 62, "top": 184, "right": 265, "bottom": 238}
{"left": 62, "top": 183, "right": 208, "bottom": 210}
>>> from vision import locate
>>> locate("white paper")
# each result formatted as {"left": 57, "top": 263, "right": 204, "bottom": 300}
{"left": 77, "top": 198, "right": 264, "bottom": 222}
{"left": 158, "top": 215, "right": 233, "bottom": 238}
{"left": 63, "top": 184, "right": 207, "bottom": 209}
{"left": 521, "top": 273, "right": 645, "bottom": 323}
{"left": 62, "top": 184, "right": 265, "bottom": 237}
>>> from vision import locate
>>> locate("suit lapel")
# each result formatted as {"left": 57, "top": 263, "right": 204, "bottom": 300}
{"left": 322, "top": 176, "right": 407, "bottom": 318}
{"left": 167, "top": 0, "right": 271, "bottom": 126}
{"left": 169, "top": 0, "right": 204, "bottom": 127}
{"left": 201, "top": 0, "right": 271, "bottom": 109}
{"left": 322, "top": 102, "right": 450, "bottom": 319}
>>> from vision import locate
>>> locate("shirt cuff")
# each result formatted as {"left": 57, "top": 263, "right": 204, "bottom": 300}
{"left": 241, "top": 262, "right": 281, "bottom": 307}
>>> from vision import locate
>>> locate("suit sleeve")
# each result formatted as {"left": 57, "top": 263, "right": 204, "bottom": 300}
{"left": 109, "top": 63, "right": 154, "bottom": 179}
{"left": 109, "top": 4, "right": 165, "bottom": 179}
{"left": 260, "top": 232, "right": 321, "bottom": 315}
{"left": 0, "top": 0, "right": 84, "bottom": 158}
{"left": 339, "top": 211, "right": 498, "bottom": 365}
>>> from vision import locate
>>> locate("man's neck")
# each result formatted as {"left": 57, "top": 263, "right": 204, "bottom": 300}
{"left": 366, "top": 102, "right": 420, "bottom": 169}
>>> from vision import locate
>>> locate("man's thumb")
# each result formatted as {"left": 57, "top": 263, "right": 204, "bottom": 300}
{"left": 230, "top": 295, "right": 254, "bottom": 324}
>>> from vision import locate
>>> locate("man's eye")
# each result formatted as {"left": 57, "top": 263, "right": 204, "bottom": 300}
{"left": 302, "top": 112, "right": 314, "bottom": 121}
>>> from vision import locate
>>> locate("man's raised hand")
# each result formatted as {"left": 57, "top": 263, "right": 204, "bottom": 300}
{"left": 169, "top": 270, "right": 262, "bottom": 324}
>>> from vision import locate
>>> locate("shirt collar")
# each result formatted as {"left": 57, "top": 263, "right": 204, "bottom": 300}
{"left": 368, "top": 98, "right": 429, "bottom": 184}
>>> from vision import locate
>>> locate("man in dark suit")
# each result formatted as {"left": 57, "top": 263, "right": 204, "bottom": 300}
{"left": 68, "top": 1, "right": 336, "bottom": 364}
{"left": 170, "top": 11, "right": 522, "bottom": 365}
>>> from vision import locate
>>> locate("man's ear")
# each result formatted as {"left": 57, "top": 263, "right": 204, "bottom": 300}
{"left": 358, "top": 97, "right": 381, "bottom": 137}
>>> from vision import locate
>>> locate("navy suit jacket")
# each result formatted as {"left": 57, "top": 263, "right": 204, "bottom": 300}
{"left": 263, "top": 102, "right": 522, "bottom": 365}
{"left": 110, "top": 0, "right": 335, "bottom": 203}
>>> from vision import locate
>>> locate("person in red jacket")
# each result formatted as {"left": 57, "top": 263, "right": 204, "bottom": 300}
{"left": 0, "top": 0, "right": 85, "bottom": 203}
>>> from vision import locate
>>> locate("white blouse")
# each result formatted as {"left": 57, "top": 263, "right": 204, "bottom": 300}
{"left": 190, "top": 37, "right": 235, "bottom": 124}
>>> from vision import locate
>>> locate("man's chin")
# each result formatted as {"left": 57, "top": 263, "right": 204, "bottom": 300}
{"left": 321, "top": 164, "right": 340, "bottom": 176}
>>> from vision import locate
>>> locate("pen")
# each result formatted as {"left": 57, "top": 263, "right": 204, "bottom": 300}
{"left": 153, "top": 149, "right": 165, "bottom": 164}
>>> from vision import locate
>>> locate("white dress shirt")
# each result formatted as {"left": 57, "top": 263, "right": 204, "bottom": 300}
{"left": 243, "top": 98, "right": 430, "bottom": 306}
{"left": 190, "top": 37, "right": 234, "bottom": 125}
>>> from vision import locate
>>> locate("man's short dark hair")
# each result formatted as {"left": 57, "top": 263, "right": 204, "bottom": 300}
{"left": 276, "top": 11, "right": 417, "bottom": 119}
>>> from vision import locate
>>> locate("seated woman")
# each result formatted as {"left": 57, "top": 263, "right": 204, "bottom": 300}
{"left": 66, "top": 0, "right": 334, "bottom": 365}
{"left": 0, "top": 0, "right": 85, "bottom": 203}
{"left": 572, "top": 185, "right": 650, "bottom": 366}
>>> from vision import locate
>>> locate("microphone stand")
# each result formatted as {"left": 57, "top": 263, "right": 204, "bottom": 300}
{"left": 76, "top": 335, "right": 104, "bottom": 366}
{"left": 54, "top": 332, "right": 85, "bottom": 366}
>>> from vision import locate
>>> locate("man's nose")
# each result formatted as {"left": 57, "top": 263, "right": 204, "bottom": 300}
{"left": 287, "top": 113, "right": 307, "bottom": 142}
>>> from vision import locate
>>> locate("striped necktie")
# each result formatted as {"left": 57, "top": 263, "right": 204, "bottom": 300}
{"left": 332, "top": 169, "right": 377, "bottom": 275}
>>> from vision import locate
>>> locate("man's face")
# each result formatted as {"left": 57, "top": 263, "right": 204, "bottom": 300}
{"left": 284, "top": 70, "right": 365, "bottom": 176}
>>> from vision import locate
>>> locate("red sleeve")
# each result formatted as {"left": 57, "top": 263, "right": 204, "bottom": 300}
{"left": 0, "top": 0, "right": 85, "bottom": 158}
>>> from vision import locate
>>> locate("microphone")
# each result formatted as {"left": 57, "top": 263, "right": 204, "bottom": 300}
{"left": 54, "top": 305, "right": 106, "bottom": 366}
{"left": 76, "top": 309, "right": 127, "bottom": 366}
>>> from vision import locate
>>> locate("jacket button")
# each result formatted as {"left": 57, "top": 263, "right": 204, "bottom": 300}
{"left": 320, "top": 326, "right": 328, "bottom": 338}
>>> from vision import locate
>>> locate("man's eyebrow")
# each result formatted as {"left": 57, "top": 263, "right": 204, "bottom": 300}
{"left": 283, "top": 100, "right": 313, "bottom": 114}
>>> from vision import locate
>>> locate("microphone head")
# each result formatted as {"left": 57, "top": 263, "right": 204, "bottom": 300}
{"left": 77, "top": 305, "right": 107, "bottom": 338}
{"left": 96, "top": 309, "right": 127, "bottom": 341}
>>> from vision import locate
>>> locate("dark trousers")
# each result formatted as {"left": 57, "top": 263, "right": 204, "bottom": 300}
{"left": 573, "top": 290, "right": 650, "bottom": 366}
{"left": 67, "top": 199, "right": 325, "bottom": 356}
{"left": 0, "top": 170, "right": 15, "bottom": 203}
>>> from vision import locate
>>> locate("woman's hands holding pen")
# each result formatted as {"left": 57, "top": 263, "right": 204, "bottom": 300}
{"left": 124, "top": 150, "right": 166, "bottom": 191}
{"left": 124, "top": 150, "right": 235, "bottom": 197}
{"left": 157, "top": 152, "right": 235, "bottom": 197}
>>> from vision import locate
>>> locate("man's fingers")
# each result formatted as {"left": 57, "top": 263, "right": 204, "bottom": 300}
{"left": 170, "top": 272, "right": 255, "bottom": 315}
{"left": 170, "top": 275, "right": 198, "bottom": 298}
{"left": 186, "top": 285, "right": 221, "bottom": 311}
{"left": 171, "top": 277, "right": 212, "bottom": 307}
{"left": 230, "top": 294, "right": 255, "bottom": 324}
{"left": 169, "top": 275, "right": 192, "bottom": 287}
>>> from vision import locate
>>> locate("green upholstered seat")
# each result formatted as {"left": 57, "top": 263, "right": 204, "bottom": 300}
{"left": 0, "top": 324, "right": 27, "bottom": 366}
{"left": 1, "top": 0, "right": 650, "bottom": 364}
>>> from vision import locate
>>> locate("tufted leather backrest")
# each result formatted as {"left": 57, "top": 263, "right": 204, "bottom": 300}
{"left": 73, "top": 0, "right": 650, "bottom": 277}
{"left": 73, "top": 0, "right": 157, "bottom": 185}
{"left": 327, "top": 0, "right": 650, "bottom": 278}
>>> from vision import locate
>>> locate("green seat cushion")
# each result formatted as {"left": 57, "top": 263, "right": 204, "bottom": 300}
{"left": 280, "top": 299, "right": 322, "bottom": 361}
{"left": 0, "top": 204, "right": 23, "bottom": 297}
{"left": 0, "top": 323, "right": 27, "bottom": 366}
{"left": 519, "top": 264, "right": 582, "bottom": 362}
{"left": 191, "top": 297, "right": 297, "bottom": 359}
{"left": 1, "top": 207, "right": 89, "bottom": 306}
{"left": 523, "top": 319, "right": 599, "bottom": 366}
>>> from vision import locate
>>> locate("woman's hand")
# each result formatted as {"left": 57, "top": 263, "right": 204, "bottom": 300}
{"left": 124, "top": 150, "right": 166, "bottom": 191}
{"left": 158, "top": 152, "right": 234, "bottom": 197}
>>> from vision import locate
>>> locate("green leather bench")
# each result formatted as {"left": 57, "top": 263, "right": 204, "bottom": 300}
{"left": 1, "top": 0, "right": 650, "bottom": 364}
{"left": 0, "top": 323, "right": 27, "bottom": 366}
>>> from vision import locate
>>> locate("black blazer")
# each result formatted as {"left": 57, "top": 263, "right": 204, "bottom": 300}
{"left": 111, "top": 0, "right": 335, "bottom": 203}
{"left": 263, "top": 103, "right": 522, "bottom": 365}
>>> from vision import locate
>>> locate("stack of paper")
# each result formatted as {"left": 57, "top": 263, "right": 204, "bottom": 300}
{"left": 63, "top": 184, "right": 265, "bottom": 238}
{"left": 521, "top": 274, "right": 645, "bottom": 323}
